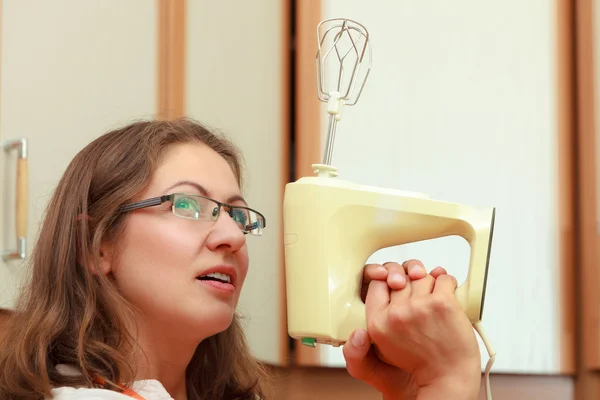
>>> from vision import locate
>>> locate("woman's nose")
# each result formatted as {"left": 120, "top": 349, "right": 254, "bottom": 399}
{"left": 205, "top": 211, "right": 246, "bottom": 251}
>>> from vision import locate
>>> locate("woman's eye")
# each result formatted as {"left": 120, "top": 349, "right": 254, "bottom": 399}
{"left": 174, "top": 197, "right": 201, "bottom": 217}
{"left": 174, "top": 198, "right": 195, "bottom": 209}
{"left": 232, "top": 209, "right": 247, "bottom": 224}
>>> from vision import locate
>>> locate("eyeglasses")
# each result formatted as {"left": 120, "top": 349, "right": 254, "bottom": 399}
{"left": 117, "top": 193, "right": 266, "bottom": 236}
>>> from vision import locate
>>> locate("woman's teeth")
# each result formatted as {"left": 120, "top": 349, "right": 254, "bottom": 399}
{"left": 198, "top": 272, "right": 231, "bottom": 283}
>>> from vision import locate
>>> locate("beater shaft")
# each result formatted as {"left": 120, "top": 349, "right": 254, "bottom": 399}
{"left": 324, "top": 115, "right": 338, "bottom": 165}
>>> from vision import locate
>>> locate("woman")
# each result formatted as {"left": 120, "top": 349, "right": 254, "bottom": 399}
{"left": 0, "top": 118, "right": 481, "bottom": 399}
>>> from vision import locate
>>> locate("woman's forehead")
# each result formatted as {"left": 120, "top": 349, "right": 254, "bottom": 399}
{"left": 150, "top": 143, "right": 242, "bottom": 199}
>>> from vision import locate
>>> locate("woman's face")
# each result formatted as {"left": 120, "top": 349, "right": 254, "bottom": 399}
{"left": 108, "top": 142, "right": 249, "bottom": 339}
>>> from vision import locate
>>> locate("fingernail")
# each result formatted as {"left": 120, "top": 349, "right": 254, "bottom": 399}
{"left": 409, "top": 264, "right": 424, "bottom": 274}
{"left": 376, "top": 266, "right": 387, "bottom": 274}
{"left": 352, "top": 330, "right": 367, "bottom": 346}
{"left": 391, "top": 273, "right": 405, "bottom": 285}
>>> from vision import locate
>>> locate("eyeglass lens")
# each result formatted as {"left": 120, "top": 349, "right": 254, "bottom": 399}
{"left": 171, "top": 193, "right": 263, "bottom": 234}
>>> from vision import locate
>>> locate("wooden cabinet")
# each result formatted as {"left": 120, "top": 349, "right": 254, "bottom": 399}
{"left": 0, "top": 0, "right": 290, "bottom": 368}
{"left": 0, "top": 1, "right": 592, "bottom": 397}
{"left": 184, "top": 1, "right": 289, "bottom": 366}
{"left": 0, "top": 0, "right": 158, "bottom": 309}
{"left": 294, "top": 0, "right": 576, "bottom": 376}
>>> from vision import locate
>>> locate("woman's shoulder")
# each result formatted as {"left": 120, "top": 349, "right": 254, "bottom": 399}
{"left": 49, "top": 383, "right": 173, "bottom": 400}
{"left": 48, "top": 364, "right": 133, "bottom": 399}
{"left": 49, "top": 364, "right": 174, "bottom": 400}
{"left": 49, "top": 386, "right": 133, "bottom": 399}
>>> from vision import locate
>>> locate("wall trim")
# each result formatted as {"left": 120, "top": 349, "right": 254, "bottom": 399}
{"left": 556, "top": 0, "right": 577, "bottom": 376}
{"left": 574, "top": 0, "right": 600, "bottom": 369}
{"left": 157, "top": 0, "right": 185, "bottom": 119}
{"left": 294, "top": 0, "right": 323, "bottom": 366}
{"left": 279, "top": 0, "right": 292, "bottom": 366}
{"left": 574, "top": 0, "right": 600, "bottom": 397}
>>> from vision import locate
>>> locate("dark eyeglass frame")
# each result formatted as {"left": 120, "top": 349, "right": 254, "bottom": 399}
{"left": 117, "top": 193, "right": 267, "bottom": 235}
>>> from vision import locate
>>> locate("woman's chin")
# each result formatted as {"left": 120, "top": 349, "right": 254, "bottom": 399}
{"left": 187, "top": 304, "right": 236, "bottom": 336}
{"left": 141, "top": 297, "right": 238, "bottom": 340}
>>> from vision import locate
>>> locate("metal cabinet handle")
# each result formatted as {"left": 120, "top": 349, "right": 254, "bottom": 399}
{"left": 2, "top": 138, "right": 28, "bottom": 261}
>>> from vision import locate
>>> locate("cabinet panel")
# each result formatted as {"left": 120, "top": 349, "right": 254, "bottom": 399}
{"left": 294, "top": 0, "right": 574, "bottom": 374}
{"left": 0, "top": 0, "right": 157, "bottom": 309}
{"left": 185, "top": 2, "right": 289, "bottom": 365}
{"left": 270, "top": 367, "right": 574, "bottom": 400}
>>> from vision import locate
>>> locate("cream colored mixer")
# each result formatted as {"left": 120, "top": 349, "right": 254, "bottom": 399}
{"left": 283, "top": 18, "right": 497, "bottom": 399}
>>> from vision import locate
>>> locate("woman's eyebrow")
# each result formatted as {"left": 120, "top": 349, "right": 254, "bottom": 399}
{"left": 163, "top": 180, "right": 247, "bottom": 205}
{"left": 227, "top": 194, "right": 248, "bottom": 206}
{"left": 164, "top": 180, "right": 208, "bottom": 196}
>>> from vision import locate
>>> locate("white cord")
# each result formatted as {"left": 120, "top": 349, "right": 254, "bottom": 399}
{"left": 473, "top": 321, "right": 496, "bottom": 400}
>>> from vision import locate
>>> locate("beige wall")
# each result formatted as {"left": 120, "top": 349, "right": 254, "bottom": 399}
{"left": 310, "top": 0, "right": 572, "bottom": 375}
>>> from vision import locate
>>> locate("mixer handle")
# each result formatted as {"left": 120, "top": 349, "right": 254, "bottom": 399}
{"left": 454, "top": 208, "right": 495, "bottom": 323}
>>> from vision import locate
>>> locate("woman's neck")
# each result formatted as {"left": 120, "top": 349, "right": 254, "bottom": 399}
{"left": 131, "top": 318, "right": 201, "bottom": 400}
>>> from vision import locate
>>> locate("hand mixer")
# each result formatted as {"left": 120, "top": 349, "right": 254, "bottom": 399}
{"left": 283, "top": 17, "right": 497, "bottom": 399}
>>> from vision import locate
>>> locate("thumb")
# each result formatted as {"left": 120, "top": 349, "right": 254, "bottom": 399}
{"left": 344, "top": 329, "right": 414, "bottom": 397}
{"left": 343, "top": 329, "right": 379, "bottom": 383}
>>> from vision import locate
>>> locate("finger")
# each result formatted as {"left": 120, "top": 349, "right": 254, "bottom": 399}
{"left": 387, "top": 260, "right": 423, "bottom": 304}
{"left": 361, "top": 264, "right": 389, "bottom": 302}
{"left": 365, "top": 280, "right": 391, "bottom": 314}
{"left": 402, "top": 259, "right": 428, "bottom": 280}
{"left": 429, "top": 266, "right": 447, "bottom": 279}
{"left": 383, "top": 262, "right": 407, "bottom": 290}
{"left": 410, "top": 263, "right": 442, "bottom": 297}
{"left": 433, "top": 274, "right": 459, "bottom": 294}
{"left": 363, "top": 264, "right": 389, "bottom": 282}
{"left": 411, "top": 274, "right": 436, "bottom": 297}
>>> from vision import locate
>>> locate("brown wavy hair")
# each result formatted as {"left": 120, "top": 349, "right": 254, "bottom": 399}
{"left": 0, "top": 118, "right": 273, "bottom": 399}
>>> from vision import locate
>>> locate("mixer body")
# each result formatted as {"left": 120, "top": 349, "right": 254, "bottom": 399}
{"left": 283, "top": 165, "right": 496, "bottom": 347}
{"left": 283, "top": 18, "right": 496, "bottom": 350}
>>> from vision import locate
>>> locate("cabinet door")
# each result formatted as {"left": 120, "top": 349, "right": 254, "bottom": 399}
{"left": 294, "top": 0, "right": 575, "bottom": 376}
{"left": 0, "top": 1, "right": 157, "bottom": 309}
{"left": 185, "top": 2, "right": 289, "bottom": 366}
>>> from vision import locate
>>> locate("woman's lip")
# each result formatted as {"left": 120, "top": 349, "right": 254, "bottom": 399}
{"left": 195, "top": 264, "right": 237, "bottom": 286}
{"left": 197, "top": 279, "right": 235, "bottom": 293}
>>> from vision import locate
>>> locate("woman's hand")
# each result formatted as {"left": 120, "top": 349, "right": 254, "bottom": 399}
{"left": 343, "top": 260, "right": 450, "bottom": 399}
{"left": 365, "top": 260, "right": 481, "bottom": 399}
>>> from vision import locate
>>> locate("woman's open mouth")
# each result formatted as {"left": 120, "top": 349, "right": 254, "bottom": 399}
{"left": 196, "top": 272, "right": 234, "bottom": 293}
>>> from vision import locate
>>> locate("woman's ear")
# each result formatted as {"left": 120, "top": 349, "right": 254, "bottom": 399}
{"left": 79, "top": 243, "right": 113, "bottom": 276}
{"left": 97, "top": 243, "right": 113, "bottom": 275}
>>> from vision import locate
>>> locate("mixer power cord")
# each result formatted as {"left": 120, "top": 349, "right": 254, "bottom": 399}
{"left": 473, "top": 321, "right": 496, "bottom": 400}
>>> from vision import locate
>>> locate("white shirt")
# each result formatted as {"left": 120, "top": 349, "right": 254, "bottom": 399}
{"left": 48, "top": 365, "right": 174, "bottom": 400}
